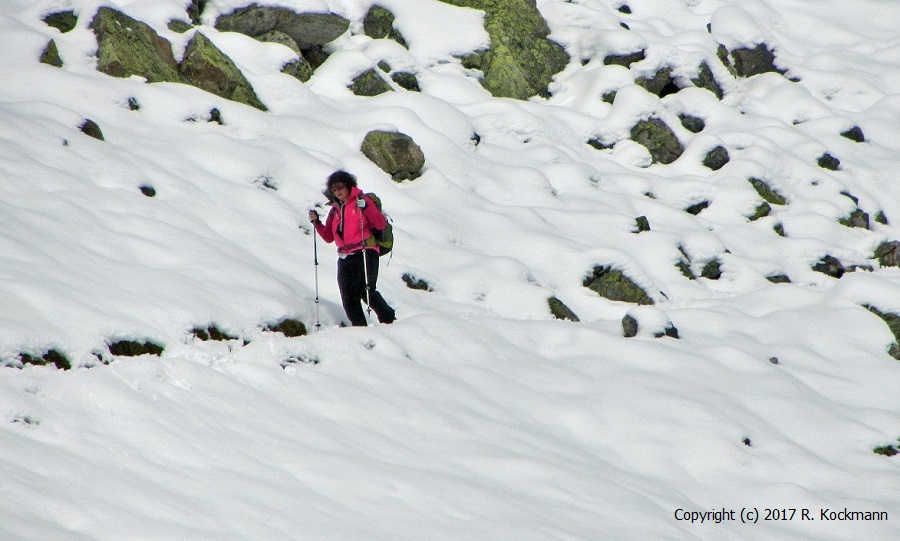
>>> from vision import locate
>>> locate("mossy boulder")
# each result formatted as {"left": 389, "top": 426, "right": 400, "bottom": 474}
{"left": 191, "top": 325, "right": 240, "bottom": 341}
{"left": 361, "top": 130, "right": 425, "bottom": 181}
{"left": 636, "top": 67, "right": 679, "bottom": 97}
{"left": 702, "top": 145, "right": 729, "bottom": 170}
{"left": 604, "top": 49, "right": 645, "bottom": 68}
{"left": 391, "top": 72, "right": 420, "bottom": 92}
{"left": 634, "top": 216, "right": 650, "bottom": 233}
{"left": 630, "top": 117, "right": 684, "bottom": 164}
{"left": 725, "top": 43, "right": 785, "bottom": 77}
{"left": 215, "top": 5, "right": 349, "bottom": 49}
{"left": 766, "top": 274, "right": 791, "bottom": 284}
{"left": 43, "top": 11, "right": 78, "bottom": 33}
{"left": 19, "top": 349, "right": 72, "bottom": 370}
{"left": 282, "top": 57, "right": 315, "bottom": 82}
{"left": 548, "top": 297, "right": 579, "bottom": 322}
{"left": 679, "top": 114, "right": 705, "bottom": 133}
{"left": 817, "top": 153, "right": 841, "bottom": 171}
{"left": 875, "top": 241, "right": 900, "bottom": 267}
{"left": 363, "top": 5, "right": 407, "bottom": 47}
{"left": 691, "top": 61, "right": 723, "bottom": 99}
{"left": 583, "top": 266, "right": 653, "bottom": 305}
{"left": 749, "top": 202, "right": 771, "bottom": 221}
{"left": 839, "top": 209, "right": 869, "bottom": 229}
{"left": 188, "top": 0, "right": 207, "bottom": 26}
{"left": 79, "top": 119, "right": 104, "bottom": 141}
{"left": 443, "top": 0, "right": 569, "bottom": 99}
{"left": 749, "top": 178, "right": 786, "bottom": 205}
{"left": 402, "top": 273, "right": 432, "bottom": 291}
{"left": 841, "top": 126, "right": 866, "bottom": 143}
{"left": 685, "top": 200, "right": 709, "bottom": 215}
{"left": 865, "top": 305, "right": 900, "bottom": 360}
{"left": 108, "top": 340, "right": 164, "bottom": 357}
{"left": 265, "top": 318, "right": 307, "bottom": 337}
{"left": 701, "top": 258, "right": 722, "bottom": 280}
{"left": 168, "top": 19, "right": 193, "bottom": 33}
{"left": 255, "top": 30, "right": 314, "bottom": 82}
{"left": 40, "top": 40, "right": 63, "bottom": 67}
{"left": 180, "top": 32, "right": 267, "bottom": 110}
{"left": 350, "top": 68, "right": 393, "bottom": 96}
{"left": 812, "top": 255, "right": 844, "bottom": 278}
{"left": 622, "top": 306, "right": 678, "bottom": 338}
{"left": 90, "top": 7, "right": 181, "bottom": 83}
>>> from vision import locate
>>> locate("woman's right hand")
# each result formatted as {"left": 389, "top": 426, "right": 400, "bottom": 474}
{"left": 309, "top": 210, "right": 319, "bottom": 223}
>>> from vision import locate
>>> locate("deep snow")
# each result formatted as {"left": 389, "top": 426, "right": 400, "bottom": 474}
{"left": 1, "top": 0, "right": 899, "bottom": 539}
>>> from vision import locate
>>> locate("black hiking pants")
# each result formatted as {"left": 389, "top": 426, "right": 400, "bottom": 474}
{"left": 337, "top": 249, "right": 395, "bottom": 326}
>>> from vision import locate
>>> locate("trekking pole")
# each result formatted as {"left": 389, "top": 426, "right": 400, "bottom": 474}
{"left": 312, "top": 223, "right": 321, "bottom": 332}
{"left": 359, "top": 201, "right": 373, "bottom": 320}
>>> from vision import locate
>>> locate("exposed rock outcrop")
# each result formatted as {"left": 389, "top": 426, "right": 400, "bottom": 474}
{"left": 90, "top": 7, "right": 181, "bottom": 83}
{"left": 446, "top": 0, "right": 569, "bottom": 99}
{"left": 180, "top": 32, "right": 267, "bottom": 110}
{"left": 215, "top": 5, "right": 349, "bottom": 49}
{"left": 361, "top": 130, "right": 425, "bottom": 181}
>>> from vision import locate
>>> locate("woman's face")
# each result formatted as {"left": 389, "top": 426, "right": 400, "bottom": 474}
{"left": 331, "top": 182, "right": 349, "bottom": 202}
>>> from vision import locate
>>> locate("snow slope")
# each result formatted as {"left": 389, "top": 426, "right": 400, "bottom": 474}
{"left": 1, "top": 0, "right": 899, "bottom": 539}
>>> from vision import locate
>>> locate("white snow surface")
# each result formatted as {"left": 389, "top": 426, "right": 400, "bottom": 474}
{"left": 2, "top": 0, "right": 900, "bottom": 539}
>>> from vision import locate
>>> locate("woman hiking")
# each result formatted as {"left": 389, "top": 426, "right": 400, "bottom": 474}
{"left": 309, "top": 171, "right": 396, "bottom": 326}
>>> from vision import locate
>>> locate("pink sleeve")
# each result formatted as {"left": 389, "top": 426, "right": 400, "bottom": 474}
{"left": 315, "top": 208, "right": 335, "bottom": 242}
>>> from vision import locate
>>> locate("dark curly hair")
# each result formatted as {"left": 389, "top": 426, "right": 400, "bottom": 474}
{"left": 326, "top": 170, "right": 357, "bottom": 191}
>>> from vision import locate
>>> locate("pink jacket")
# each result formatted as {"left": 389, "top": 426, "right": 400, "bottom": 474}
{"left": 315, "top": 186, "right": 387, "bottom": 255}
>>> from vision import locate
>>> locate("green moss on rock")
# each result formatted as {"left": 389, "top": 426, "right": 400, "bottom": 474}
{"left": 79, "top": 119, "right": 104, "bottom": 141}
{"left": 43, "top": 11, "right": 78, "bottom": 33}
{"left": 191, "top": 325, "right": 239, "bottom": 341}
{"left": 402, "top": 273, "right": 432, "bottom": 291}
{"left": 19, "top": 349, "right": 71, "bottom": 370}
{"left": 630, "top": 117, "right": 683, "bottom": 164}
{"left": 839, "top": 209, "right": 869, "bottom": 229}
{"left": 748, "top": 178, "right": 786, "bottom": 205}
{"left": 443, "top": 0, "right": 569, "bottom": 99}
{"left": 265, "top": 318, "right": 307, "bottom": 337}
{"left": 363, "top": 5, "right": 407, "bottom": 47}
{"left": 583, "top": 266, "right": 653, "bottom": 305}
{"left": 749, "top": 202, "right": 771, "bottom": 221}
{"left": 865, "top": 305, "right": 900, "bottom": 360}
{"left": 702, "top": 145, "right": 729, "bottom": 170}
{"left": 215, "top": 6, "right": 349, "bottom": 49}
{"left": 350, "top": 68, "right": 393, "bottom": 96}
{"left": 604, "top": 50, "right": 645, "bottom": 67}
{"left": 875, "top": 241, "right": 900, "bottom": 267}
{"left": 180, "top": 32, "right": 267, "bottom": 110}
{"left": 90, "top": 7, "right": 181, "bottom": 83}
{"left": 548, "top": 296, "right": 579, "bottom": 322}
{"left": 108, "top": 340, "right": 164, "bottom": 357}
{"left": 679, "top": 114, "right": 705, "bottom": 133}
{"left": 361, "top": 130, "right": 425, "bottom": 181}
{"left": 691, "top": 61, "right": 723, "bottom": 99}
{"left": 40, "top": 40, "right": 63, "bottom": 67}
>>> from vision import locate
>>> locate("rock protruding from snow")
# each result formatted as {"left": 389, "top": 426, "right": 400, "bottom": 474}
{"left": 630, "top": 118, "right": 684, "bottom": 164}
{"left": 622, "top": 306, "right": 678, "bottom": 338}
{"left": 448, "top": 0, "right": 569, "bottom": 100}
{"left": 215, "top": 5, "right": 349, "bottom": 49}
{"left": 583, "top": 266, "right": 653, "bottom": 305}
{"left": 90, "top": 7, "right": 181, "bottom": 83}
{"left": 361, "top": 130, "right": 425, "bottom": 181}
{"left": 181, "top": 32, "right": 267, "bottom": 111}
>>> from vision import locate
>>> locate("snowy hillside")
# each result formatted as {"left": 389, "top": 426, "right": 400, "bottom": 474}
{"left": 2, "top": 0, "right": 899, "bottom": 539}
